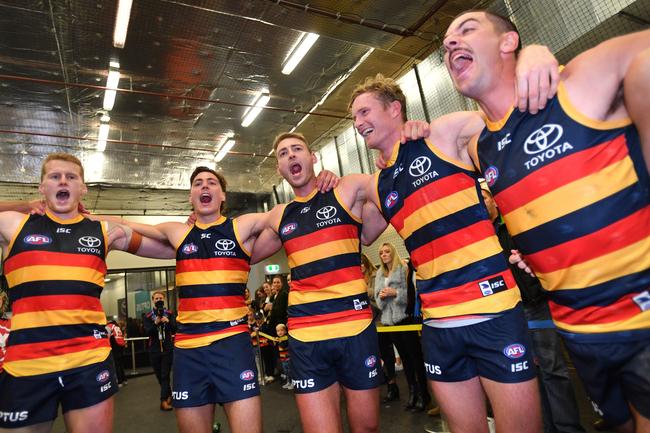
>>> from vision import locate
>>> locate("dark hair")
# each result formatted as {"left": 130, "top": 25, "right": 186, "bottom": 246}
{"left": 455, "top": 9, "right": 521, "bottom": 55}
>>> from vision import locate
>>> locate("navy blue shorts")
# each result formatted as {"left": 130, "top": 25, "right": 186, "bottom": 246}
{"left": 0, "top": 355, "right": 117, "bottom": 428}
{"left": 289, "top": 322, "right": 382, "bottom": 394}
{"left": 172, "top": 332, "right": 260, "bottom": 408}
{"left": 421, "top": 305, "right": 536, "bottom": 383}
{"left": 563, "top": 336, "right": 650, "bottom": 426}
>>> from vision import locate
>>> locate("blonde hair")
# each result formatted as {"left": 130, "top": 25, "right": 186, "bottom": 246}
{"left": 349, "top": 74, "right": 407, "bottom": 122}
{"left": 272, "top": 132, "right": 311, "bottom": 152}
{"left": 41, "top": 153, "right": 84, "bottom": 181}
{"left": 379, "top": 243, "right": 402, "bottom": 277}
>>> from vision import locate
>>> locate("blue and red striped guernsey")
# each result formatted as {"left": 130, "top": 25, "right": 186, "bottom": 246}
{"left": 278, "top": 188, "right": 371, "bottom": 342}
{"left": 376, "top": 139, "right": 521, "bottom": 325}
{"left": 474, "top": 83, "right": 650, "bottom": 341}
{"left": 174, "top": 216, "right": 250, "bottom": 349}
{"left": 3, "top": 212, "right": 110, "bottom": 376}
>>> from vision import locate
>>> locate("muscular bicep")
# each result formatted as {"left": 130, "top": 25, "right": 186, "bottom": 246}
{"left": 250, "top": 227, "right": 283, "bottom": 264}
{"left": 361, "top": 201, "right": 387, "bottom": 246}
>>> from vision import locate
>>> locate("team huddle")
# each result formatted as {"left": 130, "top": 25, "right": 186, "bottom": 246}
{"left": 0, "top": 10, "right": 648, "bottom": 433}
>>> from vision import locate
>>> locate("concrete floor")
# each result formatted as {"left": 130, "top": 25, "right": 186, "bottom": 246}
{"left": 50, "top": 367, "right": 614, "bottom": 433}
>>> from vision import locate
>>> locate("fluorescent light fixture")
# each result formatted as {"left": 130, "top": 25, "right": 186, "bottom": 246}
{"left": 214, "top": 132, "right": 235, "bottom": 153}
{"left": 241, "top": 91, "right": 270, "bottom": 127}
{"left": 282, "top": 32, "right": 319, "bottom": 75}
{"left": 289, "top": 48, "right": 374, "bottom": 133}
{"left": 103, "top": 69, "right": 120, "bottom": 111}
{"left": 214, "top": 139, "right": 236, "bottom": 162}
{"left": 113, "top": 0, "right": 133, "bottom": 48}
{"left": 98, "top": 117, "right": 110, "bottom": 152}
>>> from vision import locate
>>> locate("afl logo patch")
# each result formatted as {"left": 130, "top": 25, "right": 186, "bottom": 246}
{"left": 503, "top": 343, "right": 526, "bottom": 359}
{"left": 24, "top": 234, "right": 52, "bottom": 245}
{"left": 281, "top": 222, "right": 297, "bottom": 235}
{"left": 182, "top": 243, "right": 198, "bottom": 254}
{"left": 96, "top": 370, "right": 110, "bottom": 383}
{"left": 484, "top": 166, "right": 499, "bottom": 187}
{"left": 240, "top": 370, "right": 255, "bottom": 381}
{"left": 385, "top": 191, "right": 399, "bottom": 209}
{"left": 364, "top": 355, "right": 377, "bottom": 368}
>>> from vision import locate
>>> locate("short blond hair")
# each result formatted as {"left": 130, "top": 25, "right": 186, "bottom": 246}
{"left": 41, "top": 153, "right": 84, "bottom": 181}
{"left": 349, "top": 74, "right": 407, "bottom": 122}
{"left": 272, "top": 132, "right": 311, "bottom": 152}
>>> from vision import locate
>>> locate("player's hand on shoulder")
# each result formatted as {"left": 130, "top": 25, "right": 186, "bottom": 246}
{"left": 401, "top": 120, "right": 431, "bottom": 144}
{"left": 516, "top": 44, "right": 560, "bottom": 114}
{"left": 316, "top": 170, "right": 340, "bottom": 192}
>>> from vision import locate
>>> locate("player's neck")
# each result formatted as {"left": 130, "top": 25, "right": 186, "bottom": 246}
{"left": 196, "top": 211, "right": 222, "bottom": 225}
{"left": 379, "top": 128, "right": 402, "bottom": 164}
{"left": 291, "top": 177, "right": 318, "bottom": 199}
{"left": 477, "top": 69, "right": 516, "bottom": 122}
{"left": 46, "top": 207, "right": 80, "bottom": 221}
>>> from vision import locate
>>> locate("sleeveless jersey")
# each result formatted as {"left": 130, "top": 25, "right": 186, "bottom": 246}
{"left": 3, "top": 212, "right": 110, "bottom": 376}
{"left": 278, "top": 188, "right": 371, "bottom": 342}
{"left": 174, "top": 216, "right": 250, "bottom": 349}
{"left": 474, "top": 83, "right": 650, "bottom": 340}
{"left": 376, "top": 139, "right": 521, "bottom": 324}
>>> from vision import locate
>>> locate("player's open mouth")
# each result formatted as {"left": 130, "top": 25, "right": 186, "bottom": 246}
{"left": 361, "top": 127, "right": 374, "bottom": 138}
{"left": 200, "top": 193, "right": 212, "bottom": 204}
{"left": 56, "top": 190, "right": 70, "bottom": 200}
{"left": 450, "top": 50, "right": 473, "bottom": 77}
{"left": 290, "top": 163, "right": 302, "bottom": 175}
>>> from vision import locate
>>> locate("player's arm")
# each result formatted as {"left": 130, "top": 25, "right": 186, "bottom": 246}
{"left": 562, "top": 29, "right": 650, "bottom": 120}
{"left": 89, "top": 214, "right": 179, "bottom": 244}
{"left": 0, "top": 211, "right": 27, "bottom": 252}
{"left": 105, "top": 221, "right": 176, "bottom": 259}
{"left": 624, "top": 48, "right": 650, "bottom": 173}
{"left": 248, "top": 205, "right": 285, "bottom": 264}
{"left": 360, "top": 200, "right": 387, "bottom": 246}
{"left": 0, "top": 200, "right": 43, "bottom": 214}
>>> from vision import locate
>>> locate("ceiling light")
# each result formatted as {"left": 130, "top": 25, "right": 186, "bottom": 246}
{"left": 98, "top": 119, "right": 110, "bottom": 152}
{"left": 113, "top": 0, "right": 133, "bottom": 49}
{"left": 214, "top": 139, "right": 236, "bottom": 162}
{"left": 103, "top": 69, "right": 120, "bottom": 111}
{"left": 241, "top": 91, "right": 270, "bottom": 127}
{"left": 282, "top": 32, "right": 319, "bottom": 75}
{"left": 214, "top": 132, "right": 235, "bottom": 153}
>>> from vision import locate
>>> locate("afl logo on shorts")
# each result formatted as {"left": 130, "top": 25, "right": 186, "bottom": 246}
{"left": 503, "top": 343, "right": 526, "bottom": 359}
{"left": 24, "top": 234, "right": 52, "bottom": 245}
{"left": 364, "top": 355, "right": 377, "bottom": 368}
{"left": 182, "top": 243, "right": 198, "bottom": 255}
{"left": 281, "top": 222, "right": 297, "bottom": 236}
{"left": 385, "top": 191, "right": 399, "bottom": 209}
{"left": 240, "top": 370, "right": 255, "bottom": 381}
{"left": 484, "top": 166, "right": 499, "bottom": 187}
{"left": 96, "top": 370, "right": 110, "bottom": 383}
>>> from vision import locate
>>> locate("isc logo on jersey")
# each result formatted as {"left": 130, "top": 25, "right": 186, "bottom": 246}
{"left": 214, "top": 239, "right": 236, "bottom": 257}
{"left": 281, "top": 222, "right": 297, "bottom": 236}
{"left": 409, "top": 156, "right": 439, "bottom": 188}
{"left": 23, "top": 234, "right": 52, "bottom": 245}
{"left": 182, "top": 243, "right": 198, "bottom": 255}
{"left": 478, "top": 276, "right": 507, "bottom": 296}
{"left": 316, "top": 206, "right": 341, "bottom": 228}
{"left": 523, "top": 124, "right": 574, "bottom": 170}
{"left": 78, "top": 236, "right": 102, "bottom": 254}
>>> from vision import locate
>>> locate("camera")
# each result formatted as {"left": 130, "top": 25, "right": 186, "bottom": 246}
{"left": 154, "top": 300, "right": 165, "bottom": 317}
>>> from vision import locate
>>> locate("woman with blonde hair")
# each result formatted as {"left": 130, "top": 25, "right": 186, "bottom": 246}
{"left": 375, "top": 243, "right": 430, "bottom": 411}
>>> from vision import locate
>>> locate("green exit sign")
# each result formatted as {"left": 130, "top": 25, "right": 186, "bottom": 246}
{"left": 265, "top": 264, "right": 280, "bottom": 274}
